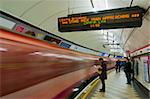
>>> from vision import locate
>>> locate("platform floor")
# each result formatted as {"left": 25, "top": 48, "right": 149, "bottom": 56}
{"left": 89, "top": 70, "right": 143, "bottom": 99}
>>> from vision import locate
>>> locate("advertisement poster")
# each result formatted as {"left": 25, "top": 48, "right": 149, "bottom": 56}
{"left": 143, "top": 61, "right": 149, "bottom": 82}
{"left": 134, "top": 60, "right": 139, "bottom": 76}
{"left": 143, "top": 56, "right": 150, "bottom": 82}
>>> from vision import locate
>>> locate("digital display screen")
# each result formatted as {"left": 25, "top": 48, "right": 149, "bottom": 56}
{"left": 58, "top": 6, "right": 144, "bottom": 32}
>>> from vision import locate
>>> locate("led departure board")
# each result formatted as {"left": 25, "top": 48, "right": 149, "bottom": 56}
{"left": 58, "top": 6, "right": 144, "bottom": 32}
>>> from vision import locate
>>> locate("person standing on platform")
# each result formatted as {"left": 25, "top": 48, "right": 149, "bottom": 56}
{"left": 124, "top": 58, "right": 132, "bottom": 84}
{"left": 115, "top": 60, "right": 120, "bottom": 73}
{"left": 131, "top": 58, "right": 135, "bottom": 80}
{"left": 118, "top": 60, "right": 121, "bottom": 72}
{"left": 97, "top": 58, "right": 107, "bottom": 92}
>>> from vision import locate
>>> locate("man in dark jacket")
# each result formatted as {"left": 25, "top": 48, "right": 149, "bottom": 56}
{"left": 115, "top": 60, "right": 120, "bottom": 73}
{"left": 124, "top": 58, "right": 132, "bottom": 84}
{"left": 98, "top": 58, "right": 107, "bottom": 92}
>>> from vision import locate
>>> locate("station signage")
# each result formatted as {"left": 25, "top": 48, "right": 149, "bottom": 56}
{"left": 58, "top": 6, "right": 144, "bottom": 32}
{"left": 44, "top": 35, "right": 61, "bottom": 44}
{"left": 60, "top": 42, "right": 71, "bottom": 48}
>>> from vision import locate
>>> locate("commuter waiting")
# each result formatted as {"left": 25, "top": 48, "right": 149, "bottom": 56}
{"left": 115, "top": 59, "right": 121, "bottom": 73}
{"left": 96, "top": 58, "right": 107, "bottom": 92}
{"left": 124, "top": 58, "right": 132, "bottom": 84}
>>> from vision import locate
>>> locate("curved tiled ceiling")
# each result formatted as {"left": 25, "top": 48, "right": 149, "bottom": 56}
{"left": 1, "top": 0, "right": 150, "bottom": 55}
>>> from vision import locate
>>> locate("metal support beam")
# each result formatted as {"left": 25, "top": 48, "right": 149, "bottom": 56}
{"left": 90, "top": 0, "right": 94, "bottom": 8}
{"left": 129, "top": 0, "right": 134, "bottom": 7}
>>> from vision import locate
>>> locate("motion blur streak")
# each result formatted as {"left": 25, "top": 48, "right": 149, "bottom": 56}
{"left": 0, "top": 29, "right": 98, "bottom": 96}
{"left": 30, "top": 52, "right": 84, "bottom": 61}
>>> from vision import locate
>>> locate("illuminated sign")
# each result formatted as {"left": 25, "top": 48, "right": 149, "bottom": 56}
{"left": 58, "top": 6, "right": 144, "bottom": 32}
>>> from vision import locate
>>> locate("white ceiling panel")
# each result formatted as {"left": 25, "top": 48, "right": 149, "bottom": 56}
{"left": 132, "top": 0, "right": 150, "bottom": 9}
{"left": 0, "top": 0, "right": 42, "bottom": 16}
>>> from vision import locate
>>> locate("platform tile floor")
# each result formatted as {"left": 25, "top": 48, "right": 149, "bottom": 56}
{"left": 89, "top": 71, "right": 144, "bottom": 99}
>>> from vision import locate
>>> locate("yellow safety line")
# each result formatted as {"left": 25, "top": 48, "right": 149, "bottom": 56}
{"left": 81, "top": 79, "right": 100, "bottom": 99}
{"left": 81, "top": 70, "right": 114, "bottom": 99}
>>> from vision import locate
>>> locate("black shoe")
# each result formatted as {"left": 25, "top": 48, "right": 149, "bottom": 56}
{"left": 99, "top": 89, "right": 105, "bottom": 92}
{"left": 126, "top": 83, "right": 131, "bottom": 84}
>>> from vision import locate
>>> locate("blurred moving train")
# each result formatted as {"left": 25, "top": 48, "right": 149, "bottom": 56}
{"left": 0, "top": 29, "right": 124, "bottom": 98}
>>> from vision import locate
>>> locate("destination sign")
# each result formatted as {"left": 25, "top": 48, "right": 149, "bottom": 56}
{"left": 58, "top": 6, "right": 144, "bottom": 32}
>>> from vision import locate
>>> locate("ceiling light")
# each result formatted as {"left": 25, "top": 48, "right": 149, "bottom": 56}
{"left": 108, "top": 33, "right": 113, "bottom": 37}
{"left": 108, "top": 40, "right": 113, "bottom": 43}
{"left": 108, "top": 37, "right": 114, "bottom": 40}
{"left": 103, "top": 32, "right": 107, "bottom": 35}
{"left": 103, "top": 36, "right": 107, "bottom": 39}
{"left": 123, "top": 53, "right": 127, "bottom": 57}
{"left": 110, "top": 49, "right": 118, "bottom": 52}
{"left": 110, "top": 49, "right": 123, "bottom": 53}
{"left": 114, "top": 45, "right": 118, "bottom": 48}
